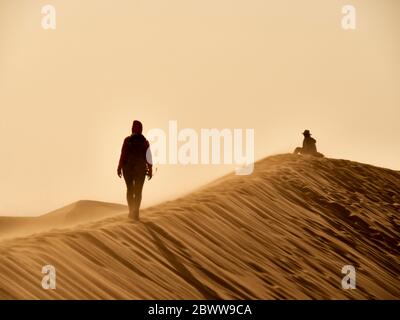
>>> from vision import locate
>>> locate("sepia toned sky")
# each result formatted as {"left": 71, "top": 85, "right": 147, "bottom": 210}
{"left": 0, "top": 0, "right": 399, "bottom": 216}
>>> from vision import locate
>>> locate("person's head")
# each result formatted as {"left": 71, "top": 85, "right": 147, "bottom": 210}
{"left": 302, "top": 129, "right": 311, "bottom": 137}
{"left": 132, "top": 120, "right": 143, "bottom": 135}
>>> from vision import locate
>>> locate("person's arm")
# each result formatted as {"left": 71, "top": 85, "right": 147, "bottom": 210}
{"left": 302, "top": 138, "right": 307, "bottom": 148}
{"left": 117, "top": 138, "right": 128, "bottom": 178}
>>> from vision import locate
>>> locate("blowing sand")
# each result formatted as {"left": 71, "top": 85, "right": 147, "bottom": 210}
{"left": 0, "top": 154, "right": 399, "bottom": 299}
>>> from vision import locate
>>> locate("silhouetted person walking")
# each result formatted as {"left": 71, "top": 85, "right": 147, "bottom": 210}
{"left": 293, "top": 130, "right": 324, "bottom": 157}
{"left": 118, "top": 120, "right": 152, "bottom": 221}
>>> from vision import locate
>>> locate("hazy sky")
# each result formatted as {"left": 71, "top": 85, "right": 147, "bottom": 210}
{"left": 0, "top": 0, "right": 399, "bottom": 216}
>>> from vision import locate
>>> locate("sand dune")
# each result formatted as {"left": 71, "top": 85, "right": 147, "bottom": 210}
{"left": 0, "top": 154, "right": 399, "bottom": 299}
{"left": 0, "top": 200, "right": 127, "bottom": 240}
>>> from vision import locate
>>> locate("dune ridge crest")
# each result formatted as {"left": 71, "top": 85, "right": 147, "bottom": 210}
{"left": 0, "top": 154, "right": 399, "bottom": 299}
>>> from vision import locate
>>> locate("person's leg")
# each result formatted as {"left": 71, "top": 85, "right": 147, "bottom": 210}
{"left": 132, "top": 171, "right": 146, "bottom": 220}
{"left": 293, "top": 147, "right": 303, "bottom": 154}
{"left": 123, "top": 169, "right": 134, "bottom": 217}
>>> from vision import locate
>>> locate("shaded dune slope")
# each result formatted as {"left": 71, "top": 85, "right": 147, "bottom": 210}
{"left": 0, "top": 154, "right": 399, "bottom": 299}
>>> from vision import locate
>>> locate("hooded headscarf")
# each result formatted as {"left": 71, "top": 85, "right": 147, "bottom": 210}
{"left": 132, "top": 120, "right": 143, "bottom": 135}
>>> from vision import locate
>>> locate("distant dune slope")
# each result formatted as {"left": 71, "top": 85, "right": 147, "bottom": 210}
{"left": 0, "top": 201, "right": 127, "bottom": 240}
{"left": 0, "top": 154, "right": 399, "bottom": 299}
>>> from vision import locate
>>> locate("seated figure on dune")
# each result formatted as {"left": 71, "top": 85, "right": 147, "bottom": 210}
{"left": 293, "top": 130, "right": 324, "bottom": 157}
{"left": 117, "top": 120, "right": 153, "bottom": 221}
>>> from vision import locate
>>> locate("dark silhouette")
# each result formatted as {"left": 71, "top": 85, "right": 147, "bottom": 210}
{"left": 118, "top": 120, "right": 152, "bottom": 221}
{"left": 293, "top": 130, "right": 324, "bottom": 157}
